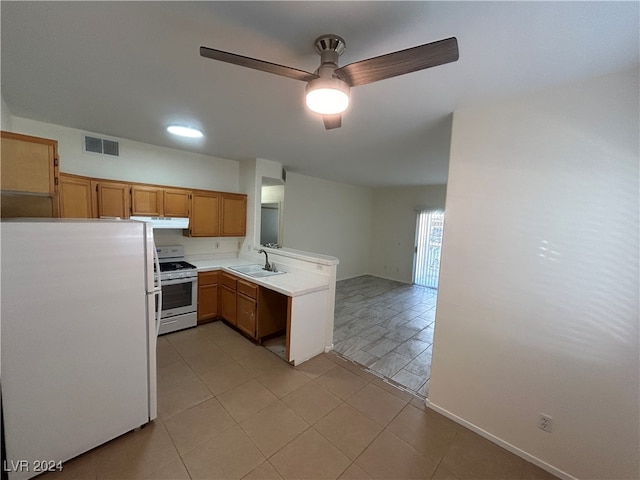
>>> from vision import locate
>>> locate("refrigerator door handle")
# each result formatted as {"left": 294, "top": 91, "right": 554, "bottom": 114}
{"left": 154, "top": 289, "right": 162, "bottom": 336}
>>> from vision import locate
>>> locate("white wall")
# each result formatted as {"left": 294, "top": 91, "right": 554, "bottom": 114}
{"left": 429, "top": 69, "right": 639, "bottom": 480}
{"left": 369, "top": 185, "right": 446, "bottom": 283}
{"left": 6, "top": 116, "right": 243, "bottom": 254}
{"left": 1, "top": 95, "right": 13, "bottom": 130}
{"left": 8, "top": 117, "right": 239, "bottom": 192}
{"left": 282, "top": 172, "right": 373, "bottom": 281}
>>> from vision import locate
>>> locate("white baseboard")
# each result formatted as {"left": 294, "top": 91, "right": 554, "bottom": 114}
{"left": 425, "top": 399, "right": 576, "bottom": 480}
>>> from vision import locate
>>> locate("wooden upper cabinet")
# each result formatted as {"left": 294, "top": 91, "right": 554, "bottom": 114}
{"left": 164, "top": 188, "right": 191, "bottom": 217}
{"left": 58, "top": 173, "right": 92, "bottom": 218}
{"left": 1, "top": 131, "right": 58, "bottom": 195}
{"left": 187, "top": 191, "right": 220, "bottom": 237}
{"left": 131, "top": 185, "right": 163, "bottom": 216}
{"left": 221, "top": 193, "right": 247, "bottom": 237}
{"left": 92, "top": 180, "right": 130, "bottom": 219}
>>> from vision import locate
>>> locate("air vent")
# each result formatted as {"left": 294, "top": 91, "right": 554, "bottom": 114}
{"left": 83, "top": 135, "right": 120, "bottom": 156}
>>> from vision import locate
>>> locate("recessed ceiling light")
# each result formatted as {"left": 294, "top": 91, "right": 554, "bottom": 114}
{"left": 166, "top": 125, "right": 204, "bottom": 138}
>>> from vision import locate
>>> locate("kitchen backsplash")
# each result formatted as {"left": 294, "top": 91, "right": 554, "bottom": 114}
{"left": 153, "top": 229, "right": 241, "bottom": 257}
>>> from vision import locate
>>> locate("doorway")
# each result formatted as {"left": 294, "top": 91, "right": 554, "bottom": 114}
{"left": 413, "top": 211, "right": 444, "bottom": 289}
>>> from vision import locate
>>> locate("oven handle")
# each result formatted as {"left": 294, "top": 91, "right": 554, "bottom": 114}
{"left": 160, "top": 276, "right": 198, "bottom": 286}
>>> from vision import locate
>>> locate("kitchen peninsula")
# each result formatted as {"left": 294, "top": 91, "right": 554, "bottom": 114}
{"left": 189, "top": 246, "right": 339, "bottom": 366}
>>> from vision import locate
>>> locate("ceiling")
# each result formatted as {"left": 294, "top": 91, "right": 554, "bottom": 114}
{"left": 2, "top": 2, "right": 638, "bottom": 187}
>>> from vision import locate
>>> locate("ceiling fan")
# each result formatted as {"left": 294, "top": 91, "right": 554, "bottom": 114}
{"left": 200, "top": 34, "right": 459, "bottom": 130}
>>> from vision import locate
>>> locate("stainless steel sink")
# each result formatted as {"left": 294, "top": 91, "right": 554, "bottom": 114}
{"left": 228, "top": 264, "right": 285, "bottom": 278}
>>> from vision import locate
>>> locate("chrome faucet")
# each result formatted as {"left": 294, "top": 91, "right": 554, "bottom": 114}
{"left": 258, "top": 249, "right": 273, "bottom": 271}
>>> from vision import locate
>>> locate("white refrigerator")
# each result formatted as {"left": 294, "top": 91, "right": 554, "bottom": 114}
{"left": 1, "top": 219, "right": 160, "bottom": 480}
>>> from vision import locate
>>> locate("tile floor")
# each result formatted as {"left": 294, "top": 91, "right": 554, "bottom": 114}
{"left": 41, "top": 321, "right": 557, "bottom": 480}
{"left": 334, "top": 276, "right": 437, "bottom": 397}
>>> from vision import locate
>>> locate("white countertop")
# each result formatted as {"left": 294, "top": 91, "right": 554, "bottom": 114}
{"left": 189, "top": 258, "right": 329, "bottom": 297}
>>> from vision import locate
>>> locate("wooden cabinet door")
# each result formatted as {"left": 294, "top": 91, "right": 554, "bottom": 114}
{"left": 237, "top": 293, "right": 257, "bottom": 338}
{"left": 58, "top": 174, "right": 92, "bottom": 218}
{"left": 131, "top": 185, "right": 163, "bottom": 216}
{"left": 197, "top": 271, "right": 220, "bottom": 323}
{"left": 92, "top": 180, "right": 130, "bottom": 219}
{"left": 220, "top": 193, "right": 247, "bottom": 237}
{"left": 1, "top": 131, "right": 58, "bottom": 195}
{"left": 164, "top": 188, "right": 191, "bottom": 217}
{"left": 188, "top": 191, "right": 220, "bottom": 237}
{"left": 220, "top": 285, "right": 237, "bottom": 325}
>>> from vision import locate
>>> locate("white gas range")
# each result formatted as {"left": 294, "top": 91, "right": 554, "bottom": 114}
{"left": 155, "top": 245, "right": 198, "bottom": 335}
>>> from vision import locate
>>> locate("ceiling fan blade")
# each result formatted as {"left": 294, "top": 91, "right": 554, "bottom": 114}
{"left": 323, "top": 114, "right": 342, "bottom": 130}
{"left": 334, "top": 37, "right": 459, "bottom": 87}
{"left": 200, "top": 46, "right": 318, "bottom": 83}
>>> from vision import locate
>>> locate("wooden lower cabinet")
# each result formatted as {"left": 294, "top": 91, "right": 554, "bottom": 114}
{"left": 216, "top": 271, "right": 287, "bottom": 343}
{"left": 220, "top": 272, "right": 238, "bottom": 325}
{"left": 197, "top": 271, "right": 219, "bottom": 324}
{"left": 236, "top": 279, "right": 257, "bottom": 337}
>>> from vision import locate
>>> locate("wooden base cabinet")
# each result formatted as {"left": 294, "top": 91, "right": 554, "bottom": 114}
{"left": 197, "top": 271, "right": 219, "bottom": 324}
{"left": 220, "top": 273, "right": 237, "bottom": 325}
{"left": 236, "top": 279, "right": 258, "bottom": 337}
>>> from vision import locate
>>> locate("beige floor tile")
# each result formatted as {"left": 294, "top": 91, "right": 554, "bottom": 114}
{"left": 38, "top": 452, "right": 96, "bottom": 480}
{"left": 346, "top": 383, "right": 407, "bottom": 426}
{"left": 257, "top": 365, "right": 311, "bottom": 398}
{"left": 157, "top": 374, "right": 213, "bottom": 420}
{"left": 341, "top": 360, "right": 381, "bottom": 382}
{"left": 387, "top": 404, "right": 461, "bottom": 463}
{"left": 281, "top": 381, "right": 342, "bottom": 424}
{"left": 183, "top": 343, "right": 234, "bottom": 376}
{"left": 182, "top": 425, "right": 265, "bottom": 480}
{"left": 521, "top": 462, "right": 560, "bottom": 479}
{"left": 338, "top": 463, "right": 373, "bottom": 479}
{"left": 240, "top": 400, "right": 309, "bottom": 457}
{"left": 355, "top": 430, "right": 437, "bottom": 479}
{"left": 93, "top": 421, "right": 180, "bottom": 480}
{"left": 430, "top": 463, "right": 461, "bottom": 479}
{"left": 315, "top": 403, "right": 383, "bottom": 461}
{"left": 236, "top": 345, "right": 289, "bottom": 376}
{"left": 157, "top": 358, "right": 196, "bottom": 388}
{"left": 270, "top": 428, "right": 351, "bottom": 480}
{"left": 439, "top": 429, "right": 525, "bottom": 480}
{"left": 315, "top": 365, "right": 369, "bottom": 400}
{"left": 295, "top": 353, "right": 339, "bottom": 378}
{"left": 156, "top": 336, "right": 182, "bottom": 368}
{"left": 217, "top": 378, "right": 279, "bottom": 422}
{"left": 198, "top": 360, "right": 254, "bottom": 396}
{"left": 216, "top": 332, "right": 264, "bottom": 359}
{"left": 142, "top": 458, "right": 190, "bottom": 479}
{"left": 370, "top": 376, "right": 416, "bottom": 402}
{"left": 166, "top": 329, "right": 218, "bottom": 360}
{"left": 243, "top": 460, "right": 284, "bottom": 480}
{"left": 164, "top": 397, "right": 235, "bottom": 455}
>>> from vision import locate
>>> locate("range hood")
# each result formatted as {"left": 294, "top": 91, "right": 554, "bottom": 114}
{"left": 130, "top": 216, "right": 189, "bottom": 229}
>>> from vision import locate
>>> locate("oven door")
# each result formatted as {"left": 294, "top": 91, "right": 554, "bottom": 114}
{"left": 158, "top": 276, "right": 197, "bottom": 318}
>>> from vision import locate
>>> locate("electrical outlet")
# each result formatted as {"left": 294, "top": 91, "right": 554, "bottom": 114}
{"left": 538, "top": 413, "right": 553, "bottom": 433}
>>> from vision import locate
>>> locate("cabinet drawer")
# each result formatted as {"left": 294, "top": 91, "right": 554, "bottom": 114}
{"left": 199, "top": 270, "right": 219, "bottom": 286}
{"left": 221, "top": 272, "right": 237, "bottom": 289}
{"left": 237, "top": 279, "right": 257, "bottom": 299}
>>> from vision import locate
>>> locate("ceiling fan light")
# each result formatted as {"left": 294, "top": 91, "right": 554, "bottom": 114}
{"left": 305, "top": 78, "right": 350, "bottom": 115}
{"left": 167, "top": 125, "right": 204, "bottom": 138}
